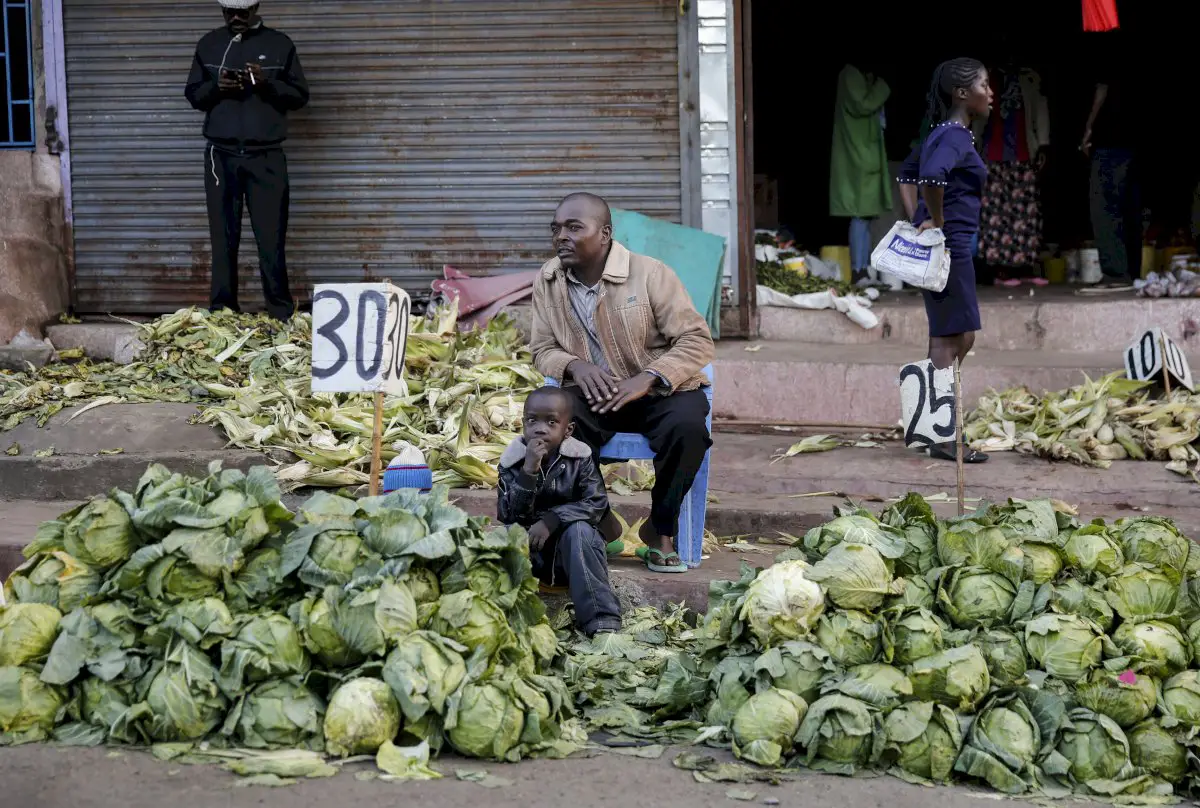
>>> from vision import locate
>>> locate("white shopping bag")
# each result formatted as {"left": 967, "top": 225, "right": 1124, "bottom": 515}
{"left": 870, "top": 221, "right": 952, "bottom": 292}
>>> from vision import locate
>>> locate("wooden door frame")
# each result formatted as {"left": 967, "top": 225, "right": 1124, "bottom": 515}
{"left": 732, "top": 0, "right": 757, "bottom": 338}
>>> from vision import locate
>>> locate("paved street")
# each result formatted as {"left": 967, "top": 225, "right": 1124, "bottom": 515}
{"left": 1, "top": 744, "right": 1085, "bottom": 808}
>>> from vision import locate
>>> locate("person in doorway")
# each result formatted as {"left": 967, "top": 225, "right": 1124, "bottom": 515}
{"left": 498, "top": 386, "right": 620, "bottom": 638}
{"left": 530, "top": 193, "right": 715, "bottom": 574}
{"left": 829, "top": 62, "right": 892, "bottom": 281}
{"left": 897, "top": 58, "right": 993, "bottom": 463}
{"left": 973, "top": 63, "right": 1049, "bottom": 282}
{"left": 1081, "top": 36, "right": 1140, "bottom": 290}
{"left": 184, "top": 0, "right": 309, "bottom": 320}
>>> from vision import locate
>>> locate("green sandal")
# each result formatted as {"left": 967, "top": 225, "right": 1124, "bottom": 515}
{"left": 606, "top": 539, "right": 625, "bottom": 557}
{"left": 643, "top": 547, "right": 687, "bottom": 574}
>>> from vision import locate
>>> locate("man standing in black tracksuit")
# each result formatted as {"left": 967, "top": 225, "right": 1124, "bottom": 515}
{"left": 184, "top": 1, "right": 309, "bottom": 320}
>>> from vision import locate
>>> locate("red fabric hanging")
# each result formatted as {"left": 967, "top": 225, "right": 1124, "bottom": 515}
{"left": 1082, "top": 0, "right": 1120, "bottom": 32}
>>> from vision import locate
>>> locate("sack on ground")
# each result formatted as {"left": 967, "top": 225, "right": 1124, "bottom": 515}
{"left": 870, "top": 222, "right": 951, "bottom": 292}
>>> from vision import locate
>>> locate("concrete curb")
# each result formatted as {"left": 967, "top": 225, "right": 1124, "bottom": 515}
{"left": 0, "top": 451, "right": 276, "bottom": 500}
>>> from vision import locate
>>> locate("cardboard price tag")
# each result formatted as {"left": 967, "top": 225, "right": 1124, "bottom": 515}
{"left": 311, "top": 282, "right": 410, "bottom": 395}
{"left": 899, "top": 360, "right": 957, "bottom": 448}
{"left": 1123, "top": 328, "right": 1194, "bottom": 392}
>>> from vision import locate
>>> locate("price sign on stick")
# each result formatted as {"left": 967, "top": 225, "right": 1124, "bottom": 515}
{"left": 1123, "top": 328, "right": 1194, "bottom": 393}
{"left": 898, "top": 359, "right": 957, "bottom": 449}
{"left": 311, "top": 282, "right": 411, "bottom": 495}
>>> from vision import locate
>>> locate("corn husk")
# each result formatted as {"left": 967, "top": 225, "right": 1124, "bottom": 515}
{"left": 965, "top": 372, "right": 1200, "bottom": 482}
{"left": 0, "top": 304, "right": 539, "bottom": 490}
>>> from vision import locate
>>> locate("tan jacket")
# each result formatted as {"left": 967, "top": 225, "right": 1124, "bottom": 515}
{"left": 530, "top": 241, "right": 714, "bottom": 392}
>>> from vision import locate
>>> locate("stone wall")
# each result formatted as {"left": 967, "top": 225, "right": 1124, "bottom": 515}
{"left": 0, "top": 0, "right": 70, "bottom": 345}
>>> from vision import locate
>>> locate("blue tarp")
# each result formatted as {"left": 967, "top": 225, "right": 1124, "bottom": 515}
{"left": 611, "top": 208, "right": 726, "bottom": 339}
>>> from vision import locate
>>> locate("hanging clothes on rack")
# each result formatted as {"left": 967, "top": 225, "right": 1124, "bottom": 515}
{"left": 973, "top": 67, "right": 1049, "bottom": 272}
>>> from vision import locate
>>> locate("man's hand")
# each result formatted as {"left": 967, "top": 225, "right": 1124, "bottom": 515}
{"left": 527, "top": 520, "right": 551, "bottom": 552}
{"left": 522, "top": 438, "right": 548, "bottom": 476}
{"left": 568, "top": 360, "right": 618, "bottom": 406}
{"left": 916, "top": 219, "right": 937, "bottom": 234}
{"left": 595, "top": 372, "right": 656, "bottom": 414}
{"left": 218, "top": 70, "right": 244, "bottom": 93}
{"left": 1080, "top": 128, "right": 1093, "bottom": 158}
{"left": 245, "top": 62, "right": 266, "bottom": 91}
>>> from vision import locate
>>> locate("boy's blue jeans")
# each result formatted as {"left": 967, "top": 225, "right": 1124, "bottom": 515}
{"left": 532, "top": 521, "right": 621, "bottom": 636}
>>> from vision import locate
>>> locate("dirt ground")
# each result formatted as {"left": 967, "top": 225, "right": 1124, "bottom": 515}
{"left": 0, "top": 744, "right": 1089, "bottom": 808}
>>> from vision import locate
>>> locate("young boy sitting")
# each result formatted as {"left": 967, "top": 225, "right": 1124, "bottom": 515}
{"left": 497, "top": 386, "right": 621, "bottom": 637}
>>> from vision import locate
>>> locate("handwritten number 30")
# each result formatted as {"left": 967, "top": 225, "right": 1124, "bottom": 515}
{"left": 313, "top": 290, "right": 400, "bottom": 381}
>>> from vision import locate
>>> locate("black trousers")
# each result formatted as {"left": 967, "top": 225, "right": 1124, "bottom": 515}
{"left": 531, "top": 521, "right": 622, "bottom": 637}
{"left": 205, "top": 145, "right": 295, "bottom": 320}
{"left": 567, "top": 386, "right": 711, "bottom": 537}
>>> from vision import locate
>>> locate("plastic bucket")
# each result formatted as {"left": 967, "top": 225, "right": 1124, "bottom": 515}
{"left": 819, "top": 246, "right": 852, "bottom": 283}
{"left": 1079, "top": 248, "right": 1102, "bottom": 284}
{"left": 1044, "top": 257, "right": 1067, "bottom": 284}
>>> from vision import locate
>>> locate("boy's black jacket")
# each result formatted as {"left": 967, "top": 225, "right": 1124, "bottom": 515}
{"left": 497, "top": 437, "right": 607, "bottom": 533}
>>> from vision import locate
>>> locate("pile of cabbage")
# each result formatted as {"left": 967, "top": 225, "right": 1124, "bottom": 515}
{"left": 0, "top": 462, "right": 577, "bottom": 763}
{"left": 566, "top": 495, "right": 1200, "bottom": 799}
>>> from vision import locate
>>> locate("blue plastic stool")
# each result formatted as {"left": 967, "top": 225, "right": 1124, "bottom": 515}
{"left": 545, "top": 365, "right": 713, "bottom": 568}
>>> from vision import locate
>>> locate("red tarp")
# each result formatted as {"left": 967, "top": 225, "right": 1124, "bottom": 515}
{"left": 1083, "top": 0, "right": 1119, "bottom": 32}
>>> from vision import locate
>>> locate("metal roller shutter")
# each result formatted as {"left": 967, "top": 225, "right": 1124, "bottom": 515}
{"left": 63, "top": 0, "right": 683, "bottom": 312}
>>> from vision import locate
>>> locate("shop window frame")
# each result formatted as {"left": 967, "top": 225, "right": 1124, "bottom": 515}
{"left": 0, "top": 0, "right": 34, "bottom": 149}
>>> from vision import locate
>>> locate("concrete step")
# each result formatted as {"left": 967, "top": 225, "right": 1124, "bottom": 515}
{"left": 755, "top": 291, "right": 1200, "bottom": 354}
{"left": 713, "top": 340, "right": 1116, "bottom": 426}
{"left": 46, "top": 323, "right": 142, "bottom": 364}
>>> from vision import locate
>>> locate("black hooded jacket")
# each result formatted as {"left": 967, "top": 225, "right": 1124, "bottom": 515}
{"left": 184, "top": 23, "right": 309, "bottom": 150}
{"left": 497, "top": 437, "right": 608, "bottom": 534}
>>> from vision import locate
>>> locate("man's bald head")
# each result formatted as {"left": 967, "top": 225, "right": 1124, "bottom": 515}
{"left": 551, "top": 193, "right": 613, "bottom": 275}
{"left": 556, "top": 192, "right": 612, "bottom": 228}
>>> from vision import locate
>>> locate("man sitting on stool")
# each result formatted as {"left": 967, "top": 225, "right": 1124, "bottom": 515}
{"left": 530, "top": 193, "right": 715, "bottom": 574}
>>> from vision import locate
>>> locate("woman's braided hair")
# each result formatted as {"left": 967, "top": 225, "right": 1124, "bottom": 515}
{"left": 925, "top": 57, "right": 986, "bottom": 124}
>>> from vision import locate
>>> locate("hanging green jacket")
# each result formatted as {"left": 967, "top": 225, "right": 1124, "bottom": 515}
{"left": 829, "top": 64, "right": 892, "bottom": 219}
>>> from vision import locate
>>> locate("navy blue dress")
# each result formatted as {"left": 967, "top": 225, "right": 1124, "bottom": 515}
{"left": 898, "top": 122, "right": 988, "bottom": 337}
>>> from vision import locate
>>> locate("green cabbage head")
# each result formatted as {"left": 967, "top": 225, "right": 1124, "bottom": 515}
{"left": 1110, "top": 620, "right": 1190, "bottom": 679}
{"left": 977, "top": 629, "right": 1028, "bottom": 687}
{"left": 382, "top": 630, "right": 468, "bottom": 723}
{"left": 225, "top": 677, "right": 326, "bottom": 749}
{"left": 1118, "top": 517, "right": 1190, "bottom": 583}
{"left": 63, "top": 497, "right": 136, "bottom": 569}
{"left": 753, "top": 640, "right": 838, "bottom": 704}
{"left": 1127, "top": 719, "right": 1188, "bottom": 784}
{"left": 953, "top": 691, "right": 1042, "bottom": 794}
{"left": 431, "top": 590, "right": 515, "bottom": 660}
{"left": 795, "top": 694, "right": 878, "bottom": 774}
{"left": 731, "top": 687, "right": 808, "bottom": 766}
{"left": 1162, "top": 670, "right": 1200, "bottom": 725}
{"left": 3, "top": 552, "right": 99, "bottom": 613}
{"left": 290, "top": 594, "right": 364, "bottom": 668}
{"left": 1075, "top": 668, "right": 1157, "bottom": 728}
{"left": 815, "top": 610, "right": 880, "bottom": 667}
{"left": 737, "top": 560, "right": 825, "bottom": 648}
{"left": 880, "top": 701, "right": 962, "bottom": 783}
{"left": 1064, "top": 524, "right": 1125, "bottom": 577}
{"left": 908, "top": 644, "right": 991, "bottom": 712}
{"left": 937, "top": 523, "right": 1009, "bottom": 568}
{"left": 1056, "top": 707, "right": 1132, "bottom": 783}
{"left": 217, "top": 612, "right": 310, "bottom": 695}
{"left": 1024, "top": 613, "right": 1104, "bottom": 683}
{"left": 141, "top": 643, "right": 228, "bottom": 741}
{"left": 806, "top": 542, "right": 904, "bottom": 612}
{"left": 0, "top": 603, "right": 61, "bottom": 667}
{"left": 1105, "top": 564, "right": 1179, "bottom": 623}
{"left": 1050, "top": 579, "right": 1114, "bottom": 632}
{"left": 886, "top": 609, "right": 945, "bottom": 666}
{"left": 447, "top": 680, "right": 525, "bottom": 761}
{"left": 938, "top": 567, "right": 1017, "bottom": 629}
{"left": 826, "top": 663, "right": 913, "bottom": 708}
{"left": 323, "top": 677, "right": 401, "bottom": 757}
{"left": 0, "top": 665, "right": 66, "bottom": 744}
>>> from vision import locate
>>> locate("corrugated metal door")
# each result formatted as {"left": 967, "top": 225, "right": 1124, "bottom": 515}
{"left": 63, "top": 0, "right": 683, "bottom": 312}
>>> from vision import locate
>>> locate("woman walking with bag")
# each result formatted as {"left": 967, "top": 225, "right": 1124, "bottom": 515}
{"left": 897, "top": 58, "right": 993, "bottom": 463}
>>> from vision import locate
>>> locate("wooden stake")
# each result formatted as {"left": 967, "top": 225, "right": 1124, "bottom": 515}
{"left": 369, "top": 391, "right": 384, "bottom": 497}
{"left": 955, "top": 360, "right": 965, "bottom": 517}
{"left": 1161, "top": 334, "right": 1173, "bottom": 396}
